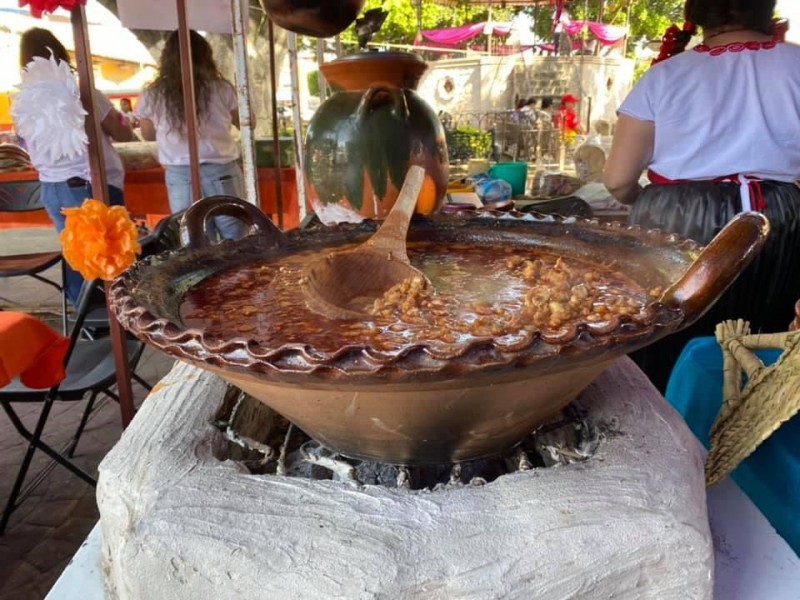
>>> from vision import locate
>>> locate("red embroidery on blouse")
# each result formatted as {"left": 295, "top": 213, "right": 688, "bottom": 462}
{"left": 694, "top": 40, "right": 778, "bottom": 55}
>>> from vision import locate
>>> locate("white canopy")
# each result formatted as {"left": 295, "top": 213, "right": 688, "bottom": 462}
{"left": 117, "top": 0, "right": 249, "bottom": 35}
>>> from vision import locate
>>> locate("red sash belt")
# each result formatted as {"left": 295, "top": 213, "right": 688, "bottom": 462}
{"left": 647, "top": 169, "right": 767, "bottom": 212}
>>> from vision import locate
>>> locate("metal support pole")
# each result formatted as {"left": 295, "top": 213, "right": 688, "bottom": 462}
{"left": 623, "top": 0, "right": 633, "bottom": 56}
{"left": 231, "top": 0, "right": 259, "bottom": 206}
{"left": 287, "top": 32, "right": 307, "bottom": 222}
{"left": 316, "top": 38, "right": 327, "bottom": 103}
{"left": 70, "top": 5, "right": 135, "bottom": 428}
{"left": 487, "top": 6, "right": 493, "bottom": 55}
{"left": 176, "top": 0, "right": 202, "bottom": 202}
{"left": 267, "top": 20, "right": 284, "bottom": 228}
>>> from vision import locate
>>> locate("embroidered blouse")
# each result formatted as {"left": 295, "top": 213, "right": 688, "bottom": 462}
{"left": 618, "top": 41, "right": 800, "bottom": 182}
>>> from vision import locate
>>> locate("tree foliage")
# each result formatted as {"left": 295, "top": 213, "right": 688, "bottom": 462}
{"left": 337, "top": 0, "right": 684, "bottom": 57}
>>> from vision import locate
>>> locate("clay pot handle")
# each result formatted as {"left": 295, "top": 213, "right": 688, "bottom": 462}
{"left": 356, "top": 85, "right": 410, "bottom": 124}
{"left": 180, "top": 195, "right": 287, "bottom": 250}
{"left": 660, "top": 212, "right": 770, "bottom": 325}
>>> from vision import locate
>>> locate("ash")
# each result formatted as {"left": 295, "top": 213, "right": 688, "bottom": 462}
{"left": 213, "top": 388, "right": 603, "bottom": 492}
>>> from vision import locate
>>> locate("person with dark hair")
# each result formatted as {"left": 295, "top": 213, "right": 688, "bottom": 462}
{"left": 136, "top": 30, "right": 246, "bottom": 240}
{"left": 119, "top": 97, "right": 139, "bottom": 129}
{"left": 552, "top": 0, "right": 572, "bottom": 56}
{"left": 13, "top": 27, "right": 134, "bottom": 306}
{"left": 603, "top": 0, "right": 800, "bottom": 391}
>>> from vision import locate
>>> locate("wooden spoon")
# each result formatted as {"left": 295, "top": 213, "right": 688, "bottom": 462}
{"left": 301, "top": 165, "right": 431, "bottom": 320}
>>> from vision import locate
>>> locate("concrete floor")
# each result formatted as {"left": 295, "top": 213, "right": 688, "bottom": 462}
{"left": 0, "top": 227, "right": 175, "bottom": 599}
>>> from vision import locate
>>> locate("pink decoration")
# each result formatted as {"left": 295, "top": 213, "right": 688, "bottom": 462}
{"left": 421, "top": 22, "right": 512, "bottom": 46}
{"left": 562, "top": 20, "right": 628, "bottom": 45}
{"left": 19, "top": 0, "right": 86, "bottom": 18}
{"left": 564, "top": 20, "right": 585, "bottom": 37}
{"left": 587, "top": 22, "right": 628, "bottom": 45}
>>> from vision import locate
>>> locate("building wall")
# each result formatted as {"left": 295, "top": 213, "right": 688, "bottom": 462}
{"left": 417, "top": 54, "right": 635, "bottom": 133}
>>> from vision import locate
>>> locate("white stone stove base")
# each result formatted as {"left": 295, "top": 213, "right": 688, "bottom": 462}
{"left": 98, "top": 358, "right": 714, "bottom": 599}
{"left": 47, "top": 480, "right": 800, "bottom": 600}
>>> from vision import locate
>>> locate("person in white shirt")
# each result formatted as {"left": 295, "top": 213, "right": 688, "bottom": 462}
{"left": 603, "top": 0, "right": 800, "bottom": 391}
{"left": 119, "top": 97, "right": 139, "bottom": 130}
{"left": 552, "top": 2, "right": 572, "bottom": 56}
{"left": 15, "top": 28, "right": 134, "bottom": 306}
{"left": 136, "top": 30, "right": 246, "bottom": 241}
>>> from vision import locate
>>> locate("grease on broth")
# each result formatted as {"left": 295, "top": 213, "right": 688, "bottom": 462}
{"left": 180, "top": 241, "right": 658, "bottom": 353}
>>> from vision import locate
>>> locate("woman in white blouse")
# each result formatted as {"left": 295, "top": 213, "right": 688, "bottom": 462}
{"left": 136, "top": 30, "right": 246, "bottom": 241}
{"left": 603, "top": 0, "right": 800, "bottom": 391}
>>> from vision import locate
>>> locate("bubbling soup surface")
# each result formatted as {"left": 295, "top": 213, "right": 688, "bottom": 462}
{"left": 180, "top": 241, "right": 660, "bottom": 353}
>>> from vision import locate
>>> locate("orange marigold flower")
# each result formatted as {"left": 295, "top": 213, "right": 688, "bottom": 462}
{"left": 60, "top": 199, "right": 141, "bottom": 281}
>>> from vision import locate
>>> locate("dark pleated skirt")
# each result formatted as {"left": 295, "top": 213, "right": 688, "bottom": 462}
{"left": 627, "top": 180, "right": 800, "bottom": 392}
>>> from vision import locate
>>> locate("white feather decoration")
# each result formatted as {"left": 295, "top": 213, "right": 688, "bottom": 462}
{"left": 11, "top": 54, "right": 88, "bottom": 163}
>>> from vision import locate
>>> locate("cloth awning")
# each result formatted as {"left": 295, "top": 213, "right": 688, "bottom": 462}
{"left": 564, "top": 20, "right": 628, "bottom": 45}
{"left": 420, "top": 21, "right": 513, "bottom": 46}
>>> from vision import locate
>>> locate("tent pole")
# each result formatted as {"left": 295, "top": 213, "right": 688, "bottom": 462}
{"left": 231, "top": 0, "right": 260, "bottom": 206}
{"left": 70, "top": 5, "right": 135, "bottom": 428}
{"left": 317, "top": 38, "right": 327, "bottom": 103}
{"left": 287, "top": 32, "right": 307, "bottom": 223}
{"left": 267, "top": 20, "right": 284, "bottom": 228}
{"left": 176, "top": 0, "right": 202, "bottom": 201}
{"left": 623, "top": 0, "right": 632, "bottom": 55}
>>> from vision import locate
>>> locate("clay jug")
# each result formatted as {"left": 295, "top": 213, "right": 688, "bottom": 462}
{"left": 304, "top": 52, "right": 449, "bottom": 225}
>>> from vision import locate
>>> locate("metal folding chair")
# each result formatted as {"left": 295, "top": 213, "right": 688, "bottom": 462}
{"left": 0, "top": 279, "right": 145, "bottom": 534}
{"left": 0, "top": 211, "right": 185, "bottom": 534}
{"left": 0, "top": 178, "right": 67, "bottom": 332}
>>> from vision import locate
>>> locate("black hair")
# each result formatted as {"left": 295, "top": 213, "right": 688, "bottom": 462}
{"left": 145, "top": 29, "right": 230, "bottom": 132}
{"left": 19, "top": 27, "right": 70, "bottom": 68}
{"left": 685, "top": 0, "right": 776, "bottom": 35}
{"left": 541, "top": 97, "right": 553, "bottom": 110}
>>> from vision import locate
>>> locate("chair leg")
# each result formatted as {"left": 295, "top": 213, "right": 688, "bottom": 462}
{"left": 0, "top": 397, "right": 54, "bottom": 535}
{"left": 0, "top": 398, "right": 96, "bottom": 535}
{"left": 132, "top": 372, "right": 153, "bottom": 392}
{"left": 67, "top": 392, "right": 99, "bottom": 459}
{"left": 30, "top": 266, "right": 68, "bottom": 335}
{"left": 61, "top": 261, "right": 68, "bottom": 335}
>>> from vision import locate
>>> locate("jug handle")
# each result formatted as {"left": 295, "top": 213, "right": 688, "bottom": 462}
{"left": 356, "top": 85, "right": 410, "bottom": 124}
{"left": 659, "top": 212, "right": 769, "bottom": 325}
{"left": 180, "top": 195, "right": 288, "bottom": 250}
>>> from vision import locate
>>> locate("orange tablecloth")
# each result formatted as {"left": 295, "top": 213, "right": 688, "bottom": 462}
{"left": 0, "top": 311, "right": 70, "bottom": 389}
{"left": 0, "top": 167, "right": 301, "bottom": 230}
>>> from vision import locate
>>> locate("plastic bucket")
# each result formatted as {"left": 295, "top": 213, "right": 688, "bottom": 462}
{"left": 488, "top": 162, "right": 528, "bottom": 196}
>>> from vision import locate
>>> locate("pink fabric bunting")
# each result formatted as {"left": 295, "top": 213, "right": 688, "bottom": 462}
{"left": 563, "top": 20, "right": 628, "bottom": 45}
{"left": 421, "top": 22, "right": 513, "bottom": 46}
{"left": 587, "top": 22, "right": 628, "bottom": 44}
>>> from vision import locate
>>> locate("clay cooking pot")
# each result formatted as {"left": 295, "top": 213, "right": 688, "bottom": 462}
{"left": 109, "top": 197, "right": 769, "bottom": 465}
{"left": 259, "top": 0, "right": 364, "bottom": 37}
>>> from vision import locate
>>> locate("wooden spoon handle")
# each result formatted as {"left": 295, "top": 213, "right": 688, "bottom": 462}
{"left": 368, "top": 165, "right": 426, "bottom": 253}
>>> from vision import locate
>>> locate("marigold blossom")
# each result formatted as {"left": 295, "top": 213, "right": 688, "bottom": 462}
{"left": 61, "top": 200, "right": 141, "bottom": 281}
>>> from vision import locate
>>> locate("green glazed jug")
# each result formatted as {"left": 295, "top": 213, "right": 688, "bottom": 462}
{"left": 304, "top": 52, "right": 449, "bottom": 225}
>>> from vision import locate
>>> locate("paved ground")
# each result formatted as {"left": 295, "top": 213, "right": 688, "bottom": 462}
{"left": 0, "top": 228, "right": 175, "bottom": 599}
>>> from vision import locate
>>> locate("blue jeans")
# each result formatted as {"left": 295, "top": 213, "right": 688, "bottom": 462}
{"left": 164, "top": 161, "right": 246, "bottom": 241}
{"left": 40, "top": 180, "right": 124, "bottom": 306}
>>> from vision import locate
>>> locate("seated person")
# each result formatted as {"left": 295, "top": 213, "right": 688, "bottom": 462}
{"left": 571, "top": 144, "right": 627, "bottom": 210}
